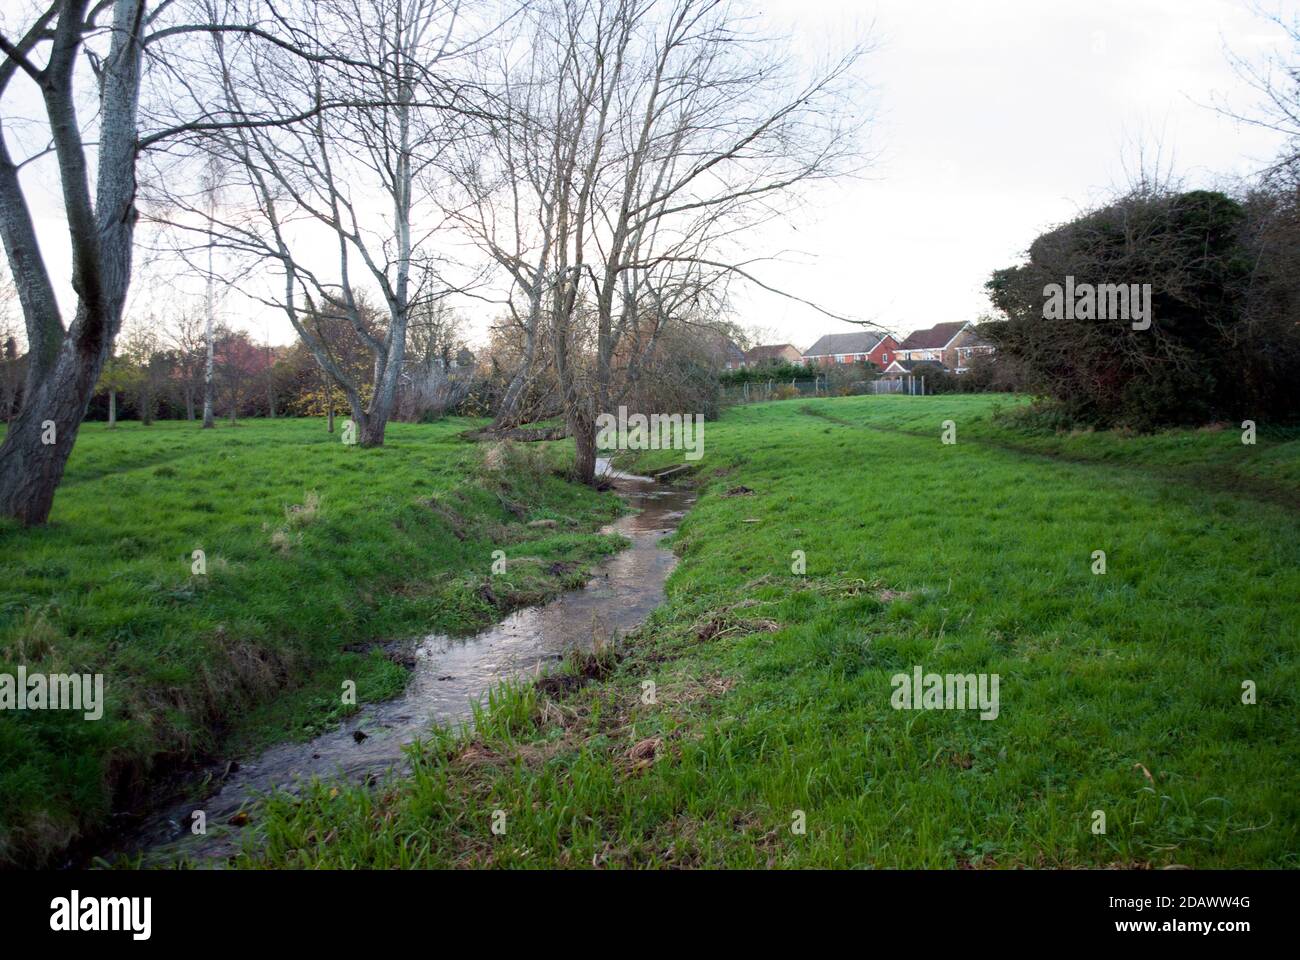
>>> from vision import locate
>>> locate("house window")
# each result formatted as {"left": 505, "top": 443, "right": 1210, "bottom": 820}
{"left": 881, "top": 352, "right": 888, "bottom": 363}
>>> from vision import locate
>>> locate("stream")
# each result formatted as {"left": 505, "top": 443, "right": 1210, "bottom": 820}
{"left": 104, "top": 460, "right": 693, "bottom": 866}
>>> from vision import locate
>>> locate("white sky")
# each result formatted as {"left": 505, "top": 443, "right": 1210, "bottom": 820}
{"left": 3, "top": 0, "right": 1295, "bottom": 350}
{"left": 724, "top": 0, "right": 1294, "bottom": 348}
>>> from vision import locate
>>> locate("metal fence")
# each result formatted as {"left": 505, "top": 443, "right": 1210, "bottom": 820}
{"left": 865, "top": 376, "right": 928, "bottom": 395}
{"left": 720, "top": 375, "right": 928, "bottom": 404}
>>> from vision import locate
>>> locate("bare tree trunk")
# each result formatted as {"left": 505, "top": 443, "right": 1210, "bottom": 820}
{"left": 0, "top": 292, "right": 127, "bottom": 523}
{"left": 571, "top": 408, "right": 596, "bottom": 482}
{"left": 0, "top": 0, "right": 144, "bottom": 525}
{"left": 323, "top": 369, "right": 334, "bottom": 432}
{"left": 108, "top": 390, "right": 117, "bottom": 428}
{"left": 492, "top": 295, "right": 541, "bottom": 430}
{"left": 360, "top": 346, "right": 403, "bottom": 446}
{"left": 494, "top": 367, "right": 529, "bottom": 427}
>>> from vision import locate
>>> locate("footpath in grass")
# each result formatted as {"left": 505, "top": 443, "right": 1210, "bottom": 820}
{"left": 231, "top": 396, "right": 1298, "bottom": 868}
{"left": 0, "top": 418, "right": 624, "bottom": 867}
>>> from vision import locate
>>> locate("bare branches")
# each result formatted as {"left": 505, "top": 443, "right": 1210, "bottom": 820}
{"left": 142, "top": 0, "right": 494, "bottom": 446}
{"left": 1217, "top": 3, "right": 1300, "bottom": 179}
{"left": 446, "top": 0, "right": 870, "bottom": 477}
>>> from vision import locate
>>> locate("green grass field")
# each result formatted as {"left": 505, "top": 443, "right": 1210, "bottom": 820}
{"left": 228, "top": 395, "right": 1299, "bottom": 868}
{"left": 0, "top": 418, "right": 624, "bottom": 867}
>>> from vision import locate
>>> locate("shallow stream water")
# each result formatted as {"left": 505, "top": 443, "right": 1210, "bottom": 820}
{"left": 106, "top": 460, "right": 693, "bottom": 865}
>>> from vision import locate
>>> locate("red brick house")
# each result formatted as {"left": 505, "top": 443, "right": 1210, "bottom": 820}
{"left": 868, "top": 334, "right": 901, "bottom": 370}
{"left": 802, "top": 331, "right": 899, "bottom": 368}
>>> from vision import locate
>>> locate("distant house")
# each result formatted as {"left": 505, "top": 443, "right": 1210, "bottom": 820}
{"left": 895, "top": 322, "right": 994, "bottom": 372}
{"left": 720, "top": 338, "right": 748, "bottom": 370}
{"left": 948, "top": 326, "right": 996, "bottom": 373}
{"left": 699, "top": 333, "right": 748, "bottom": 370}
{"left": 803, "top": 331, "right": 899, "bottom": 368}
{"left": 868, "top": 334, "right": 901, "bottom": 370}
{"left": 744, "top": 344, "right": 803, "bottom": 367}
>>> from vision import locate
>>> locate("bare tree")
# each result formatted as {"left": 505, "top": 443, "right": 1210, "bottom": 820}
{"left": 120, "top": 319, "right": 171, "bottom": 424}
{"left": 168, "top": 308, "right": 208, "bottom": 420}
{"left": 470, "top": 0, "right": 870, "bottom": 480}
{"left": 153, "top": 0, "right": 487, "bottom": 447}
{"left": 0, "top": 0, "right": 151, "bottom": 523}
{"left": 0, "top": 0, "right": 391, "bottom": 524}
{"left": 397, "top": 298, "right": 475, "bottom": 420}
{"left": 1219, "top": 4, "right": 1299, "bottom": 180}
{"left": 444, "top": 20, "right": 562, "bottom": 429}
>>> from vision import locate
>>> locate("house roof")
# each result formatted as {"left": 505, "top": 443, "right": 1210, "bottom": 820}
{"left": 803, "top": 331, "right": 883, "bottom": 358}
{"left": 701, "top": 332, "right": 746, "bottom": 364}
{"left": 897, "top": 322, "right": 969, "bottom": 351}
{"left": 745, "top": 344, "right": 801, "bottom": 363}
{"left": 883, "top": 359, "right": 947, "bottom": 374}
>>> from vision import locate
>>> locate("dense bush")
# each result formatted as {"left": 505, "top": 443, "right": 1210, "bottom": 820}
{"left": 718, "top": 361, "right": 809, "bottom": 384}
{"left": 985, "top": 186, "right": 1300, "bottom": 429}
{"left": 921, "top": 353, "right": 1021, "bottom": 395}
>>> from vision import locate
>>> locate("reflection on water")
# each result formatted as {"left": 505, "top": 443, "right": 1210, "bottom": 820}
{"left": 115, "top": 459, "right": 693, "bottom": 863}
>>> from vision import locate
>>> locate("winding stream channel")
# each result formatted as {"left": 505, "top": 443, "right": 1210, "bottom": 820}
{"left": 106, "top": 460, "right": 693, "bottom": 866}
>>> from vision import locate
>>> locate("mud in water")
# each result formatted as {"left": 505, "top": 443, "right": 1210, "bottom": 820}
{"left": 106, "top": 460, "right": 693, "bottom": 866}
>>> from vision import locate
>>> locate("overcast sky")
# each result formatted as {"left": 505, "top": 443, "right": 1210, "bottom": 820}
{"left": 724, "top": 0, "right": 1294, "bottom": 349}
{"left": 4, "top": 0, "right": 1296, "bottom": 349}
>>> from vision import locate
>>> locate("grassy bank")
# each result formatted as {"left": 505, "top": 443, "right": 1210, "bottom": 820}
{"left": 0, "top": 418, "right": 624, "bottom": 867}
{"left": 231, "top": 395, "right": 1298, "bottom": 868}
